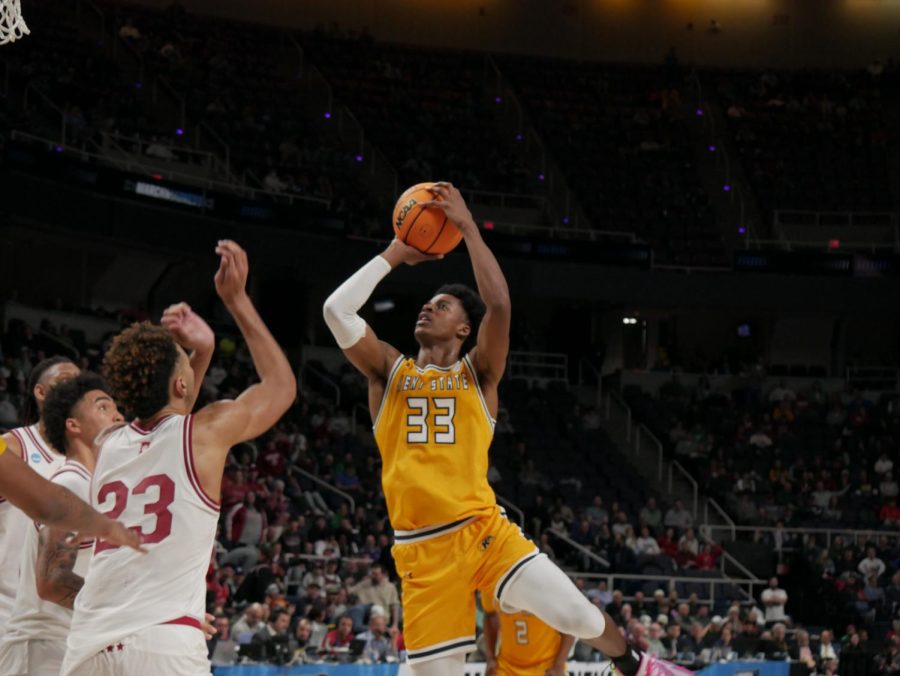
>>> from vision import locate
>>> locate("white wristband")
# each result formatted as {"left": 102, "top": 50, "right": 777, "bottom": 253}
{"left": 323, "top": 255, "right": 392, "bottom": 349}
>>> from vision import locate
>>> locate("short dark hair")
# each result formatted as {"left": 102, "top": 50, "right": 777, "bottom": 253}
{"left": 42, "top": 372, "right": 108, "bottom": 455}
{"left": 24, "top": 356, "right": 76, "bottom": 424}
{"left": 434, "top": 283, "right": 485, "bottom": 354}
{"left": 102, "top": 323, "right": 179, "bottom": 420}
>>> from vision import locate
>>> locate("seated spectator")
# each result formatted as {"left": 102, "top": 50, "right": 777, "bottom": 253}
{"left": 349, "top": 563, "right": 400, "bottom": 627}
{"left": 857, "top": 546, "right": 886, "bottom": 582}
{"left": 208, "top": 615, "right": 237, "bottom": 666}
{"left": 880, "top": 497, "right": 900, "bottom": 526}
{"left": 817, "top": 629, "right": 840, "bottom": 668}
{"left": 252, "top": 609, "right": 292, "bottom": 664}
{"left": 639, "top": 497, "right": 662, "bottom": 531}
{"left": 677, "top": 527, "right": 700, "bottom": 566}
{"left": 710, "top": 625, "right": 735, "bottom": 661}
{"left": 322, "top": 614, "right": 355, "bottom": 654}
{"left": 636, "top": 525, "right": 662, "bottom": 557}
{"left": 657, "top": 528, "right": 679, "bottom": 558}
{"left": 732, "top": 618, "right": 762, "bottom": 657}
{"left": 356, "top": 611, "right": 398, "bottom": 663}
{"left": 647, "top": 622, "right": 666, "bottom": 657}
{"left": 292, "top": 618, "right": 314, "bottom": 663}
{"left": 663, "top": 623, "right": 690, "bottom": 658}
{"left": 764, "top": 623, "right": 790, "bottom": 659}
{"left": 232, "top": 603, "right": 265, "bottom": 644}
{"left": 664, "top": 500, "right": 693, "bottom": 530}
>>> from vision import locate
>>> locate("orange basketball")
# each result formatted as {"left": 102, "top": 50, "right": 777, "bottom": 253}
{"left": 392, "top": 182, "right": 463, "bottom": 255}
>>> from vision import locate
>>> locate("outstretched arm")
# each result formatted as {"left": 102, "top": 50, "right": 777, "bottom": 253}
{"left": 193, "top": 241, "right": 297, "bottom": 465}
{"left": 36, "top": 526, "right": 84, "bottom": 609}
{"left": 0, "top": 441, "right": 144, "bottom": 552}
{"left": 161, "top": 302, "right": 215, "bottom": 409}
{"left": 323, "top": 240, "right": 439, "bottom": 410}
{"left": 423, "top": 183, "right": 510, "bottom": 389}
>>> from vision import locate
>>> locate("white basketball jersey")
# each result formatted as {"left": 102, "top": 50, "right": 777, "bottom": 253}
{"left": 65, "top": 415, "right": 219, "bottom": 671}
{"left": 0, "top": 460, "right": 93, "bottom": 648}
{"left": 0, "top": 425, "right": 65, "bottom": 636}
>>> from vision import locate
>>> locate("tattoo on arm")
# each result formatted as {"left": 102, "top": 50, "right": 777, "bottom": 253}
{"left": 36, "top": 528, "right": 85, "bottom": 609}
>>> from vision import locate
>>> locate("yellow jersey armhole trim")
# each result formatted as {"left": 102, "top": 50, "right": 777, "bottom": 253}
{"left": 372, "top": 356, "right": 406, "bottom": 432}
{"left": 0, "top": 436, "right": 6, "bottom": 456}
{"left": 463, "top": 354, "right": 497, "bottom": 431}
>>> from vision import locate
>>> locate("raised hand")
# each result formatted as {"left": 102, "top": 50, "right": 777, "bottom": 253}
{"left": 214, "top": 240, "right": 250, "bottom": 307}
{"left": 382, "top": 238, "right": 444, "bottom": 268}
{"left": 421, "top": 181, "right": 477, "bottom": 235}
{"left": 161, "top": 303, "right": 215, "bottom": 353}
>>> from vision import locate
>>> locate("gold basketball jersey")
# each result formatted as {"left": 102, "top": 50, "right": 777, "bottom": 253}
{"left": 483, "top": 590, "right": 563, "bottom": 674}
{"left": 374, "top": 354, "right": 496, "bottom": 531}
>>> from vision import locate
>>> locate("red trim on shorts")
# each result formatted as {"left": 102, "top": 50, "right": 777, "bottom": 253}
{"left": 182, "top": 415, "right": 220, "bottom": 512}
{"left": 163, "top": 615, "right": 202, "bottom": 630}
{"left": 23, "top": 426, "right": 54, "bottom": 462}
{"left": 129, "top": 415, "right": 173, "bottom": 435}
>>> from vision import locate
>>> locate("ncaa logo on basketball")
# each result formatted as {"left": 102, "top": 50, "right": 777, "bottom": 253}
{"left": 30, "top": 453, "right": 40, "bottom": 464}
{"left": 395, "top": 198, "right": 416, "bottom": 228}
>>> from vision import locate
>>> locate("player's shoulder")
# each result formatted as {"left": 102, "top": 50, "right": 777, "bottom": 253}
{"left": 50, "top": 461, "right": 92, "bottom": 497}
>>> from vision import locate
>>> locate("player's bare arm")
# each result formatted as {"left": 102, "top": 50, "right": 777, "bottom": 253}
{"left": 423, "top": 182, "right": 510, "bottom": 407}
{"left": 161, "top": 302, "right": 216, "bottom": 408}
{"left": 35, "top": 526, "right": 83, "bottom": 609}
{"left": 547, "top": 633, "right": 576, "bottom": 676}
{"left": 193, "top": 241, "right": 297, "bottom": 498}
{"left": 0, "top": 439, "right": 143, "bottom": 552}
{"left": 324, "top": 238, "right": 440, "bottom": 419}
{"left": 482, "top": 610, "right": 500, "bottom": 676}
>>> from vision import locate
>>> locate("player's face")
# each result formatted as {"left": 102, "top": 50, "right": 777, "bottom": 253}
{"left": 413, "top": 294, "right": 470, "bottom": 347}
{"left": 71, "top": 390, "right": 123, "bottom": 448}
{"left": 35, "top": 362, "right": 81, "bottom": 409}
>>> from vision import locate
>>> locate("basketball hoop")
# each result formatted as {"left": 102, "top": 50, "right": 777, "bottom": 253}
{"left": 0, "top": 0, "right": 29, "bottom": 45}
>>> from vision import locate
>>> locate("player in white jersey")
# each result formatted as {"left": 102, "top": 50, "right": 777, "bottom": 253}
{"left": 63, "top": 240, "right": 296, "bottom": 676}
{"left": 0, "top": 356, "right": 79, "bottom": 638}
{"left": 0, "top": 372, "right": 123, "bottom": 676}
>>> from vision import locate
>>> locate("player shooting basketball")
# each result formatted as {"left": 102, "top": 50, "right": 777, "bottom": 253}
{"left": 325, "top": 182, "right": 692, "bottom": 676}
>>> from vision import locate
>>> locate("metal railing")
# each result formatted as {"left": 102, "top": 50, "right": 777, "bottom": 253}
{"left": 745, "top": 237, "right": 898, "bottom": 254}
{"left": 10, "top": 131, "right": 331, "bottom": 208}
{"left": 496, "top": 494, "right": 525, "bottom": 526}
{"left": 507, "top": 351, "right": 568, "bottom": 385}
{"left": 670, "top": 460, "right": 698, "bottom": 518}
{"left": 22, "top": 86, "right": 67, "bottom": 144}
{"left": 485, "top": 56, "right": 591, "bottom": 230}
{"left": 635, "top": 423, "right": 665, "bottom": 483}
{"left": 570, "top": 571, "right": 765, "bottom": 605}
{"left": 704, "top": 524, "right": 900, "bottom": 548}
{"left": 704, "top": 499, "right": 736, "bottom": 542}
{"left": 607, "top": 390, "right": 632, "bottom": 443}
{"left": 544, "top": 529, "right": 610, "bottom": 568}
{"left": 774, "top": 210, "right": 897, "bottom": 228}
{"left": 846, "top": 366, "right": 900, "bottom": 391}
{"left": 289, "top": 464, "right": 355, "bottom": 513}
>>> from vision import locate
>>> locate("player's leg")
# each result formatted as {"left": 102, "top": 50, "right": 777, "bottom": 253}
{"left": 498, "top": 554, "right": 619, "bottom": 652}
{"left": 499, "top": 556, "right": 693, "bottom": 676}
{"left": 408, "top": 652, "right": 466, "bottom": 676}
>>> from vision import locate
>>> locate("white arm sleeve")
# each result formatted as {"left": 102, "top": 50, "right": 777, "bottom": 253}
{"left": 323, "top": 255, "right": 392, "bottom": 349}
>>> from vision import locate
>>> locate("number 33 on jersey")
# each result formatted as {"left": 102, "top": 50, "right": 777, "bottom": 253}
{"left": 374, "top": 355, "right": 497, "bottom": 532}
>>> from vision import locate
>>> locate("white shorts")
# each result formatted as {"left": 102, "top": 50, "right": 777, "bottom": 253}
{"left": 63, "top": 625, "right": 210, "bottom": 676}
{"left": 0, "top": 638, "right": 66, "bottom": 676}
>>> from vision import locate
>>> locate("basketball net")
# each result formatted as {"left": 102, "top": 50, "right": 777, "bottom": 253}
{"left": 0, "top": 0, "right": 29, "bottom": 45}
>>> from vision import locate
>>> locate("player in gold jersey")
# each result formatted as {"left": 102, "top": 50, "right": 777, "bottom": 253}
{"left": 481, "top": 590, "right": 574, "bottom": 676}
{"left": 324, "top": 182, "right": 692, "bottom": 676}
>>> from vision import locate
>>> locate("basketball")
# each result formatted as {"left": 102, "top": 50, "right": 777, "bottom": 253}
{"left": 392, "top": 182, "right": 463, "bottom": 255}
